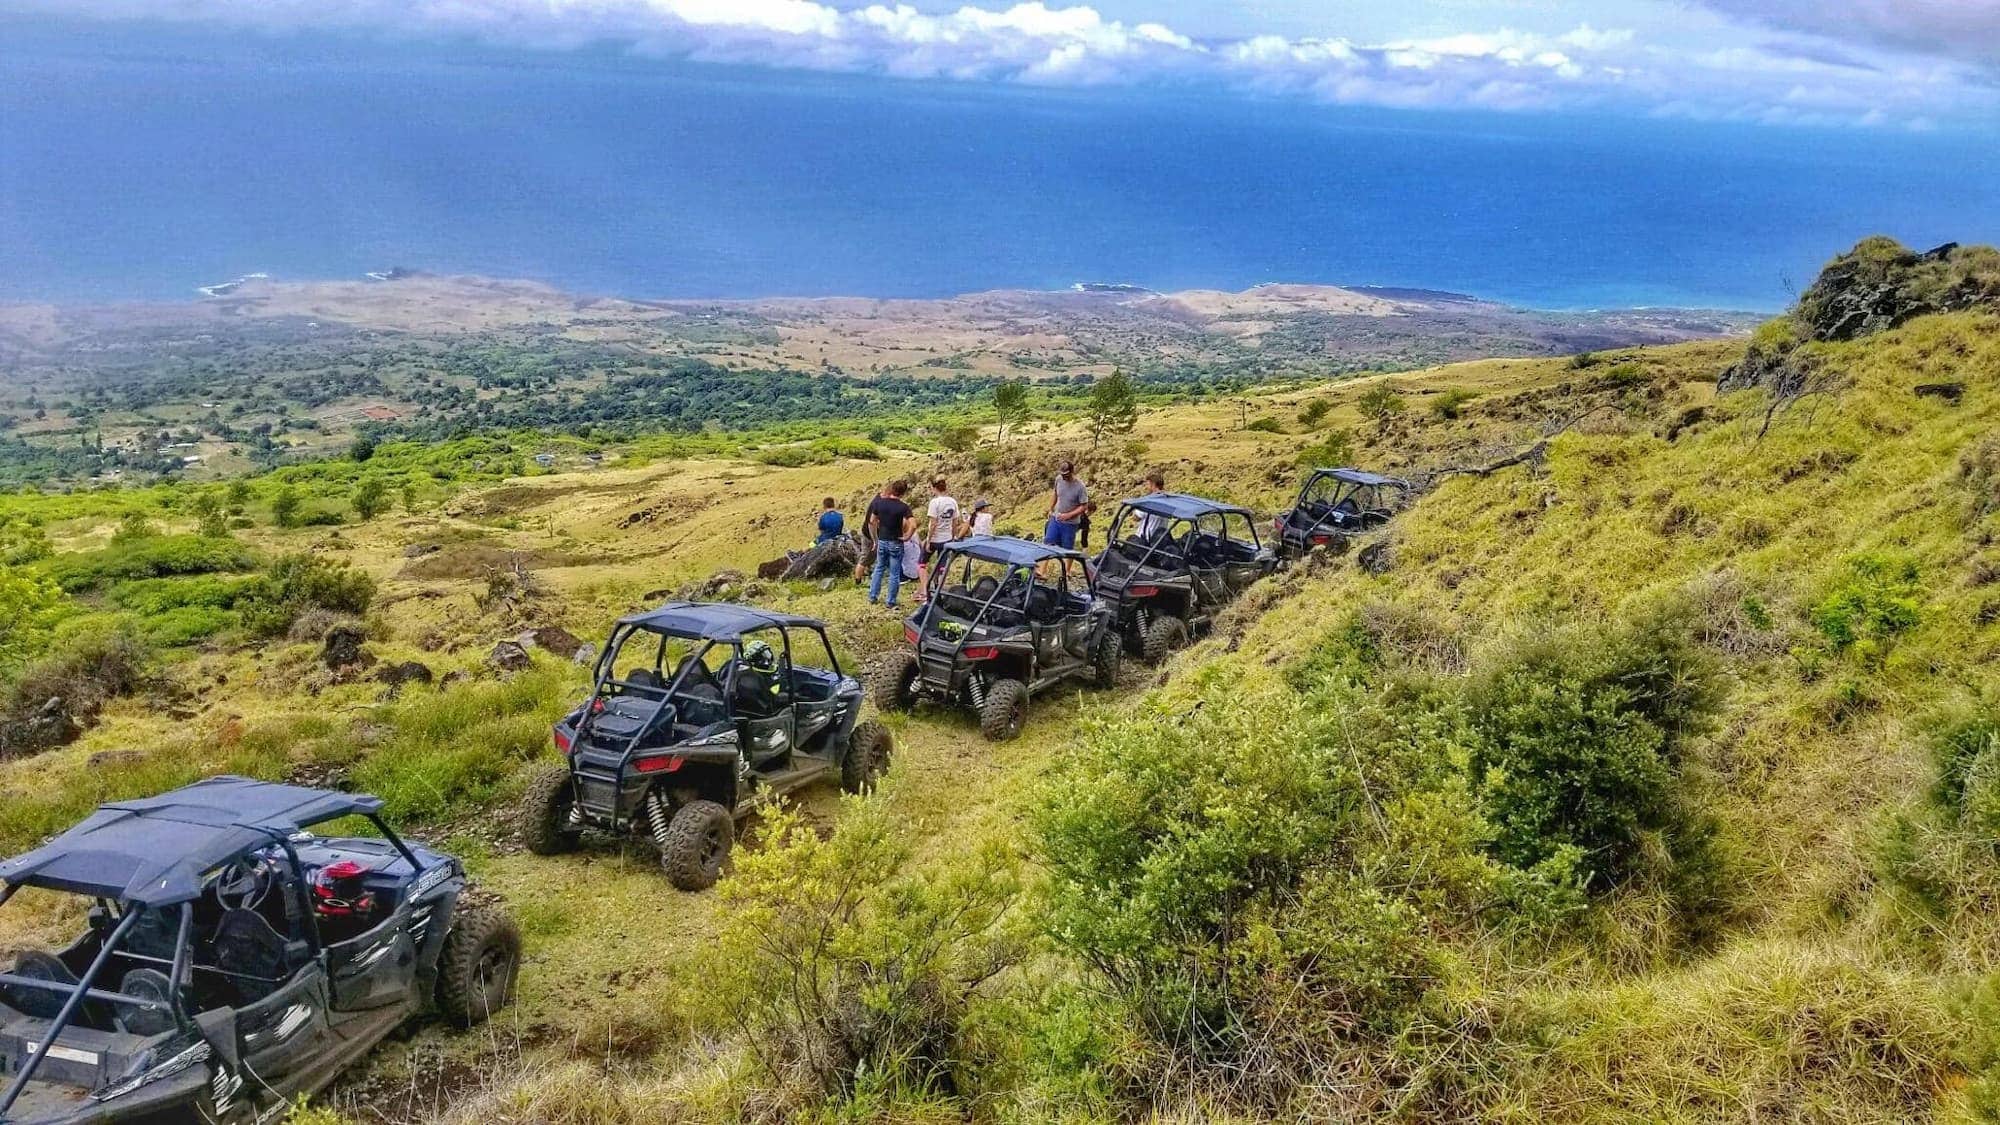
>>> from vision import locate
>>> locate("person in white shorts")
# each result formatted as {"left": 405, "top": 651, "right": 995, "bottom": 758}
{"left": 920, "top": 477, "right": 963, "bottom": 602}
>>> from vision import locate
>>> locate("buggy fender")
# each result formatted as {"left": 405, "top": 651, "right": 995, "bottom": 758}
{"left": 409, "top": 879, "right": 463, "bottom": 998}
{"left": 830, "top": 677, "right": 865, "bottom": 743}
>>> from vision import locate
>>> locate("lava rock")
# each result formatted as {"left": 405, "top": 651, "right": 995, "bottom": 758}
{"left": 322, "top": 626, "right": 373, "bottom": 671}
{"left": 516, "top": 625, "right": 586, "bottom": 660}
{"left": 487, "top": 640, "right": 532, "bottom": 673}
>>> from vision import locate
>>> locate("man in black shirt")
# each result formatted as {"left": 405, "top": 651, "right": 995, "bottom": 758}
{"left": 866, "top": 479, "right": 914, "bottom": 608}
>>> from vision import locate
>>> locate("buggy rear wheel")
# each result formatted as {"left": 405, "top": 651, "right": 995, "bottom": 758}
{"left": 519, "top": 762, "right": 582, "bottom": 855}
{"left": 435, "top": 904, "right": 521, "bottom": 1028}
{"left": 869, "top": 652, "right": 920, "bottom": 713}
{"left": 842, "top": 720, "right": 892, "bottom": 794}
{"left": 659, "top": 799, "right": 733, "bottom": 891}
{"left": 979, "top": 678, "right": 1028, "bottom": 742}
{"left": 1140, "top": 613, "right": 1189, "bottom": 664}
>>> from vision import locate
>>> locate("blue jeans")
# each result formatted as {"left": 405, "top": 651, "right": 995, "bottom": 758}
{"left": 1043, "top": 518, "right": 1079, "bottom": 550}
{"left": 869, "top": 539, "right": 905, "bottom": 605}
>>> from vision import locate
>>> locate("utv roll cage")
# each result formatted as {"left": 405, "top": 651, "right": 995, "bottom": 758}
{"left": 909, "top": 537, "right": 1086, "bottom": 673}
{"left": 1096, "top": 492, "right": 1265, "bottom": 593}
{"left": 561, "top": 603, "right": 845, "bottom": 815}
{"left": 1278, "top": 467, "right": 1411, "bottom": 554}
{"left": 0, "top": 778, "right": 427, "bottom": 1121}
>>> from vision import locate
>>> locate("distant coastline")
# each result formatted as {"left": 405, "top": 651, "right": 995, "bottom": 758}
{"left": 195, "top": 272, "right": 268, "bottom": 298}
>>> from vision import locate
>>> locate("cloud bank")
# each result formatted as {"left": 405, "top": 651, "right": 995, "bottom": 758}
{"left": 11, "top": 0, "right": 1995, "bottom": 126}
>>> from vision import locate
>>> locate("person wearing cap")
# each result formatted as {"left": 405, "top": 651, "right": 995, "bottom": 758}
{"left": 968, "top": 497, "right": 995, "bottom": 537}
{"left": 1044, "top": 459, "right": 1089, "bottom": 549}
{"left": 1138, "top": 468, "right": 1171, "bottom": 539}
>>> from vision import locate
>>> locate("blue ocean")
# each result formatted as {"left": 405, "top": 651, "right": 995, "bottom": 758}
{"left": 3, "top": 22, "right": 1997, "bottom": 311}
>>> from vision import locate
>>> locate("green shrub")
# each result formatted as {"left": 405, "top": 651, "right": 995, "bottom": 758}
{"left": 1295, "top": 428, "right": 1355, "bottom": 469}
{"left": 0, "top": 515, "right": 52, "bottom": 565}
{"left": 107, "top": 574, "right": 262, "bottom": 615}
{"left": 1430, "top": 387, "right": 1479, "bottom": 419}
{"left": 42, "top": 535, "right": 256, "bottom": 593}
{"left": 1810, "top": 551, "right": 1923, "bottom": 658}
{"left": 238, "top": 553, "right": 376, "bottom": 638}
{"left": 1296, "top": 399, "right": 1332, "bottom": 428}
{"left": 140, "top": 605, "right": 236, "bottom": 646}
{"left": 0, "top": 623, "right": 152, "bottom": 757}
{"left": 110, "top": 511, "right": 158, "bottom": 544}
{"left": 702, "top": 797, "right": 1023, "bottom": 1110}
{"left": 1245, "top": 417, "right": 1285, "bottom": 434}
{"left": 1462, "top": 605, "right": 1723, "bottom": 893}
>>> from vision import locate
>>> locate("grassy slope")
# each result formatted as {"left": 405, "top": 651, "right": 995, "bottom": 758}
{"left": 0, "top": 317, "right": 1993, "bottom": 1121}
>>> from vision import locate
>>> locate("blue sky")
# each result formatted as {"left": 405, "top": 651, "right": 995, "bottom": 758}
{"left": 5, "top": 0, "right": 1997, "bottom": 128}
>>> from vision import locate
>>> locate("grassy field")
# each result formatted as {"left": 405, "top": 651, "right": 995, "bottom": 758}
{"left": 0, "top": 303, "right": 1995, "bottom": 1123}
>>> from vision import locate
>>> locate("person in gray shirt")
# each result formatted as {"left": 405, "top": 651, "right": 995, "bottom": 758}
{"left": 1044, "top": 459, "right": 1089, "bottom": 550}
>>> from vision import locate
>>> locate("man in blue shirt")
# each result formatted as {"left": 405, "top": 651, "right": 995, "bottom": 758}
{"left": 815, "top": 497, "right": 844, "bottom": 545}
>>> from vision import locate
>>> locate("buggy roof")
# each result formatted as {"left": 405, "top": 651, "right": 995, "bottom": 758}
{"left": 1310, "top": 467, "right": 1410, "bottom": 488}
{"left": 938, "top": 536, "right": 1081, "bottom": 567}
{"left": 1118, "top": 492, "right": 1250, "bottom": 520}
{"left": 0, "top": 777, "right": 382, "bottom": 908}
{"left": 620, "top": 601, "right": 825, "bottom": 641}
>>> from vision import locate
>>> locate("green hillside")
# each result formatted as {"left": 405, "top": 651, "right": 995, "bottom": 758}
{"left": 0, "top": 240, "right": 1995, "bottom": 1124}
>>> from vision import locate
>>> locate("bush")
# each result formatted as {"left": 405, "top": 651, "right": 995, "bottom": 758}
{"left": 1809, "top": 551, "right": 1923, "bottom": 659}
{"left": 140, "top": 605, "right": 236, "bottom": 646}
{"left": 1245, "top": 417, "right": 1285, "bottom": 434}
{"left": 107, "top": 574, "right": 261, "bottom": 615}
{"left": 1357, "top": 385, "right": 1406, "bottom": 426}
{"left": 238, "top": 553, "right": 377, "bottom": 637}
{"left": 1297, "top": 400, "right": 1332, "bottom": 428}
{"left": 1295, "top": 428, "right": 1355, "bottom": 469}
{"left": 1430, "top": 387, "right": 1478, "bottom": 420}
{"left": 0, "top": 563, "right": 64, "bottom": 670}
{"left": 1462, "top": 605, "right": 1723, "bottom": 893}
{"left": 0, "top": 623, "right": 152, "bottom": 757}
{"left": 42, "top": 535, "right": 256, "bottom": 593}
{"left": 703, "top": 797, "right": 1023, "bottom": 1110}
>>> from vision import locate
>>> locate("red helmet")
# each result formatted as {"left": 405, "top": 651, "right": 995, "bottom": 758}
{"left": 310, "top": 859, "right": 377, "bottom": 917}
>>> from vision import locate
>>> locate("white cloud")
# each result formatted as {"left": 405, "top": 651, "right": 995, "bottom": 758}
{"left": 10, "top": 0, "right": 1996, "bottom": 125}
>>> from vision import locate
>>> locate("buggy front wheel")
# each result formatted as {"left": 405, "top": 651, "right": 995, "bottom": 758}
{"left": 842, "top": 720, "right": 892, "bottom": 794}
{"left": 979, "top": 678, "right": 1028, "bottom": 742}
{"left": 1090, "top": 632, "right": 1122, "bottom": 689}
{"left": 435, "top": 905, "right": 521, "bottom": 1028}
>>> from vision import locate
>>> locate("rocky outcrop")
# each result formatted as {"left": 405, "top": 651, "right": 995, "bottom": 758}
{"left": 1720, "top": 238, "right": 2000, "bottom": 394}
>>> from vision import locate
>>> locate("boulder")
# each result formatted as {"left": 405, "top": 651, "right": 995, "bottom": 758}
{"left": 322, "top": 626, "right": 373, "bottom": 671}
{"left": 87, "top": 748, "right": 144, "bottom": 770}
{"left": 516, "top": 625, "right": 586, "bottom": 661}
{"left": 1915, "top": 382, "right": 1966, "bottom": 403}
{"left": 374, "top": 661, "right": 435, "bottom": 689}
{"left": 779, "top": 535, "right": 864, "bottom": 581}
{"left": 487, "top": 641, "right": 532, "bottom": 673}
{"left": 1357, "top": 540, "right": 1396, "bottom": 576}
{"left": 402, "top": 542, "right": 441, "bottom": 558}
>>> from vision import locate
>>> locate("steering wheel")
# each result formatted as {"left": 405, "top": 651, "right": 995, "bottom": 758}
{"left": 214, "top": 854, "right": 275, "bottom": 912}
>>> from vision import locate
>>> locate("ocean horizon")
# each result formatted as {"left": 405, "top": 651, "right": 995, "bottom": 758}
{"left": 4, "top": 21, "right": 1998, "bottom": 313}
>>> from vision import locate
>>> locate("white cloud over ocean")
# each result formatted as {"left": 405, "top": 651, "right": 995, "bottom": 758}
{"left": 9, "top": 0, "right": 1996, "bottom": 126}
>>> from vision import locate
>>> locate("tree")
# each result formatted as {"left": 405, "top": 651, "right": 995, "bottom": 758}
{"left": 401, "top": 480, "right": 420, "bottom": 513}
{"left": 1297, "top": 399, "right": 1332, "bottom": 428}
{"left": 992, "top": 380, "right": 1029, "bottom": 442}
{"left": 270, "top": 483, "right": 302, "bottom": 528}
{"left": 226, "top": 479, "right": 252, "bottom": 511}
{"left": 352, "top": 477, "right": 389, "bottom": 521}
{"left": 1358, "top": 385, "right": 1407, "bottom": 429}
{"left": 349, "top": 434, "right": 377, "bottom": 462}
{"left": 938, "top": 425, "right": 979, "bottom": 453}
{"left": 1086, "top": 369, "right": 1140, "bottom": 449}
{"left": 111, "top": 511, "right": 157, "bottom": 544}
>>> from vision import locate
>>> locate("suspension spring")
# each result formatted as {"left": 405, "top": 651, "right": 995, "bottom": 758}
{"left": 966, "top": 673, "right": 987, "bottom": 710}
{"left": 645, "top": 790, "right": 675, "bottom": 852}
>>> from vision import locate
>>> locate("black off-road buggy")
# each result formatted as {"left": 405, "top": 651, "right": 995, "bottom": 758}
{"left": 522, "top": 603, "right": 890, "bottom": 891}
{"left": 1091, "top": 493, "right": 1276, "bottom": 663}
{"left": 0, "top": 777, "right": 519, "bottom": 1125}
{"left": 1273, "top": 468, "right": 1411, "bottom": 561}
{"left": 872, "top": 537, "right": 1119, "bottom": 741}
